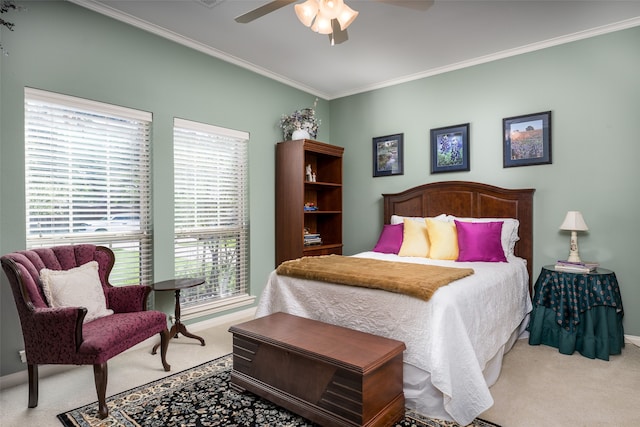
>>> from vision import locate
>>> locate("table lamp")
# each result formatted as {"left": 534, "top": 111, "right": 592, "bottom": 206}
{"left": 559, "top": 211, "right": 589, "bottom": 263}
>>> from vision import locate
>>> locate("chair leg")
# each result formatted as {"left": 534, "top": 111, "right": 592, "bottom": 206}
{"left": 159, "top": 329, "right": 171, "bottom": 372}
{"left": 93, "top": 363, "right": 108, "bottom": 419}
{"left": 27, "top": 364, "right": 38, "bottom": 408}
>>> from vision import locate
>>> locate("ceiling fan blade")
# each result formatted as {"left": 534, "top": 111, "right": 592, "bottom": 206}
{"left": 235, "top": 0, "right": 298, "bottom": 24}
{"left": 375, "top": 0, "right": 434, "bottom": 11}
{"left": 330, "top": 19, "right": 348, "bottom": 45}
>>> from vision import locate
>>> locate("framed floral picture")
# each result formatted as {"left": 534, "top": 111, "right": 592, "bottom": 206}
{"left": 503, "top": 111, "right": 552, "bottom": 167}
{"left": 430, "top": 123, "right": 470, "bottom": 174}
{"left": 373, "top": 133, "right": 404, "bottom": 177}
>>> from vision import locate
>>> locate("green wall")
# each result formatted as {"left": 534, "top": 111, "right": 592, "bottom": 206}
{"left": 332, "top": 26, "right": 640, "bottom": 338}
{"left": 0, "top": 1, "right": 328, "bottom": 376}
{"left": 1, "top": 1, "right": 638, "bottom": 378}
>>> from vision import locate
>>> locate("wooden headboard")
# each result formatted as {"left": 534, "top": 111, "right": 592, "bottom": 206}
{"left": 383, "top": 181, "right": 535, "bottom": 292}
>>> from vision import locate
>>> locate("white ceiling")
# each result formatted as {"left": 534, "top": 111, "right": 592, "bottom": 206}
{"left": 71, "top": 0, "right": 640, "bottom": 100}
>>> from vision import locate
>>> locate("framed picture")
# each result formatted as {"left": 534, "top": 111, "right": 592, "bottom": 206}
{"left": 373, "top": 133, "right": 404, "bottom": 177}
{"left": 430, "top": 123, "right": 470, "bottom": 174}
{"left": 503, "top": 111, "right": 552, "bottom": 167}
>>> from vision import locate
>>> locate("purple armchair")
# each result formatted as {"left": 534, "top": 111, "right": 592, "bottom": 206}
{"left": 1, "top": 244, "right": 170, "bottom": 419}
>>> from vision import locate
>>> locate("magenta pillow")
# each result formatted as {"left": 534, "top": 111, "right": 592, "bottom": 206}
{"left": 373, "top": 223, "right": 404, "bottom": 254}
{"left": 455, "top": 220, "right": 507, "bottom": 262}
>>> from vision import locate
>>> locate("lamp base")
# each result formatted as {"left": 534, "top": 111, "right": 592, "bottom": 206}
{"left": 567, "top": 231, "right": 581, "bottom": 263}
{"left": 566, "top": 252, "right": 582, "bottom": 263}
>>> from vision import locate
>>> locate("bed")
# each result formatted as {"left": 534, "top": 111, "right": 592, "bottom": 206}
{"left": 256, "top": 181, "right": 535, "bottom": 425}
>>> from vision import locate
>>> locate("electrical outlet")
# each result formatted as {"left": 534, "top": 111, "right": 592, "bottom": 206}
{"left": 18, "top": 350, "right": 26, "bottom": 363}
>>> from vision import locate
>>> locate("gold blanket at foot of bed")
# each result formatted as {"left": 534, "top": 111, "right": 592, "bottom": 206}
{"left": 276, "top": 255, "right": 474, "bottom": 301}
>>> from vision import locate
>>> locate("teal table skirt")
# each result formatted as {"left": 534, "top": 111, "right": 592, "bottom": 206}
{"left": 528, "top": 305, "right": 624, "bottom": 361}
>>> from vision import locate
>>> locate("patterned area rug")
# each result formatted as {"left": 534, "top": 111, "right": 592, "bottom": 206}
{"left": 58, "top": 354, "right": 499, "bottom": 427}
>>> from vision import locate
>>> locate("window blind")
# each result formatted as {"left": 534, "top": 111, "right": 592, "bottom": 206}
{"left": 24, "top": 87, "right": 153, "bottom": 287}
{"left": 173, "top": 118, "right": 249, "bottom": 307}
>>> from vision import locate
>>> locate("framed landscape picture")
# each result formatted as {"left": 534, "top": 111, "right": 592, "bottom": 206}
{"left": 430, "top": 123, "right": 470, "bottom": 174}
{"left": 373, "top": 133, "right": 404, "bottom": 177}
{"left": 503, "top": 111, "right": 552, "bottom": 167}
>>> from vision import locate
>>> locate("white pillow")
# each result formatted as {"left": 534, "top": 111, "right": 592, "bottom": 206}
{"left": 390, "top": 213, "right": 449, "bottom": 225}
{"left": 40, "top": 261, "right": 114, "bottom": 323}
{"left": 451, "top": 216, "right": 520, "bottom": 257}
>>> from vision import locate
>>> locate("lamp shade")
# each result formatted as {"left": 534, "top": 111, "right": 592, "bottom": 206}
{"left": 311, "top": 11, "right": 333, "bottom": 34}
{"left": 295, "top": 0, "right": 318, "bottom": 27}
{"left": 559, "top": 211, "right": 589, "bottom": 231}
{"left": 319, "top": 0, "right": 345, "bottom": 20}
{"left": 336, "top": 3, "right": 358, "bottom": 30}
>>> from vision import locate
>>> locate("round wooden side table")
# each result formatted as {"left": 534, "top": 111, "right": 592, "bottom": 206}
{"left": 151, "top": 278, "right": 206, "bottom": 354}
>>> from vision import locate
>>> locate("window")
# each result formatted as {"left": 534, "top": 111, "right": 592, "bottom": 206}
{"left": 173, "top": 118, "right": 250, "bottom": 312}
{"left": 24, "top": 88, "right": 152, "bottom": 287}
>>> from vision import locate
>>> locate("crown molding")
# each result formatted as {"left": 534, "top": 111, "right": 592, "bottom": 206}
{"left": 69, "top": 1, "right": 640, "bottom": 100}
{"left": 332, "top": 16, "right": 640, "bottom": 99}
{"left": 68, "top": 0, "right": 330, "bottom": 99}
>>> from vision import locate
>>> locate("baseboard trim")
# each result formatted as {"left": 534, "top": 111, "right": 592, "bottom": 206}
{"left": 625, "top": 334, "right": 640, "bottom": 347}
{"left": 0, "top": 307, "right": 257, "bottom": 391}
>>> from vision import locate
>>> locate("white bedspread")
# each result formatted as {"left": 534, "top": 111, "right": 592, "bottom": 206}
{"left": 255, "top": 252, "right": 532, "bottom": 425}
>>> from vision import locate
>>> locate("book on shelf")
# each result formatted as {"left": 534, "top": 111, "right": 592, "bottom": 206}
{"left": 554, "top": 260, "right": 599, "bottom": 273}
{"left": 304, "top": 233, "right": 322, "bottom": 246}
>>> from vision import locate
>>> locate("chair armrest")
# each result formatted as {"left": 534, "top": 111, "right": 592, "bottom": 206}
{"left": 26, "top": 307, "right": 86, "bottom": 359}
{"left": 106, "top": 285, "right": 151, "bottom": 313}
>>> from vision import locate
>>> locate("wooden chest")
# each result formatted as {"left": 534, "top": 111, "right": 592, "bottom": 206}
{"left": 229, "top": 312, "right": 406, "bottom": 427}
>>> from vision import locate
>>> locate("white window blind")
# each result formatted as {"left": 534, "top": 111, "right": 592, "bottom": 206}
{"left": 24, "top": 88, "right": 153, "bottom": 287}
{"left": 173, "top": 118, "right": 249, "bottom": 308}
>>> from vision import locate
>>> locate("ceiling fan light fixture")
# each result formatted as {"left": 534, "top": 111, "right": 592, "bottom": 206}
{"left": 318, "top": 0, "right": 344, "bottom": 20}
{"left": 336, "top": 3, "right": 358, "bottom": 30}
{"left": 294, "top": 0, "right": 319, "bottom": 27}
{"left": 311, "top": 11, "right": 333, "bottom": 35}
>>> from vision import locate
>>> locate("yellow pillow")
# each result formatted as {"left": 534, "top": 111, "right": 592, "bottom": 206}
{"left": 398, "top": 218, "right": 430, "bottom": 257}
{"left": 426, "top": 218, "right": 459, "bottom": 260}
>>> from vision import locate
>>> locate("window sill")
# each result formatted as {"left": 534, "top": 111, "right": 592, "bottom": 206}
{"left": 179, "top": 294, "right": 256, "bottom": 323}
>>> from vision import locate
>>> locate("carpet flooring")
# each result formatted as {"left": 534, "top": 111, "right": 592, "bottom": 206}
{"left": 57, "top": 354, "right": 499, "bottom": 427}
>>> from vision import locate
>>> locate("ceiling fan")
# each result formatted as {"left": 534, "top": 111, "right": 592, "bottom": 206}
{"left": 235, "top": 0, "right": 433, "bottom": 46}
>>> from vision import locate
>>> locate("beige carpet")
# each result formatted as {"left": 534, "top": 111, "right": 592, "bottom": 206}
{"left": 481, "top": 339, "right": 640, "bottom": 426}
{"left": 1, "top": 310, "right": 639, "bottom": 427}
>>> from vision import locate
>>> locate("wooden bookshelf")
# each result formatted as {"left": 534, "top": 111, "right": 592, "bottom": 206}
{"left": 275, "top": 139, "right": 343, "bottom": 266}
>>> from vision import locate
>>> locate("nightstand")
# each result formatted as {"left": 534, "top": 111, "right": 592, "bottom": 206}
{"left": 528, "top": 265, "right": 624, "bottom": 360}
